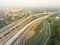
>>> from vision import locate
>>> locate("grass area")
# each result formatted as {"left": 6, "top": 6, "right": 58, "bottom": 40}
{"left": 46, "top": 15, "right": 60, "bottom": 45}
{"left": 26, "top": 21, "right": 49, "bottom": 45}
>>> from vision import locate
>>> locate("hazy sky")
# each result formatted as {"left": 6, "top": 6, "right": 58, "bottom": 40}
{"left": 0, "top": 0, "right": 60, "bottom": 8}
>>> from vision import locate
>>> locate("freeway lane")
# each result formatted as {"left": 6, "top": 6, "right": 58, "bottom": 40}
{"left": 4, "top": 15, "right": 50, "bottom": 45}
{"left": 0, "top": 12, "right": 50, "bottom": 39}
{"left": 4, "top": 11, "right": 60, "bottom": 45}
{"left": 0, "top": 18, "right": 25, "bottom": 37}
{"left": 0, "top": 16, "right": 33, "bottom": 45}
{"left": 0, "top": 13, "right": 50, "bottom": 45}
{"left": 1, "top": 11, "right": 59, "bottom": 45}
{"left": 0, "top": 10, "right": 59, "bottom": 35}
{"left": 0, "top": 11, "right": 57, "bottom": 37}
{"left": 0, "top": 16, "right": 33, "bottom": 37}
{"left": 0, "top": 13, "right": 46, "bottom": 37}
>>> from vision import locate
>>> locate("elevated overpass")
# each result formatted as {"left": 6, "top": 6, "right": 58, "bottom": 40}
{"left": 0, "top": 11, "right": 59, "bottom": 45}
{"left": 4, "top": 15, "right": 50, "bottom": 45}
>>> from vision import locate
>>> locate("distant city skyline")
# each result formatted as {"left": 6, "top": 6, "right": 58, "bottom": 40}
{"left": 0, "top": 0, "right": 60, "bottom": 8}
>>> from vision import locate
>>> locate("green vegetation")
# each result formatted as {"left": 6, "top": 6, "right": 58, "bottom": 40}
{"left": 26, "top": 21, "right": 49, "bottom": 45}
{"left": 0, "top": 16, "right": 21, "bottom": 29}
{"left": 46, "top": 15, "right": 60, "bottom": 45}
{"left": 0, "top": 20, "right": 7, "bottom": 28}
{"left": 26, "top": 22, "right": 43, "bottom": 45}
{"left": 7, "top": 16, "right": 21, "bottom": 24}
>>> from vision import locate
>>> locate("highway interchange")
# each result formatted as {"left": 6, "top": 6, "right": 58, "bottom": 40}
{"left": 0, "top": 11, "right": 60, "bottom": 45}
{"left": 4, "top": 15, "right": 50, "bottom": 45}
